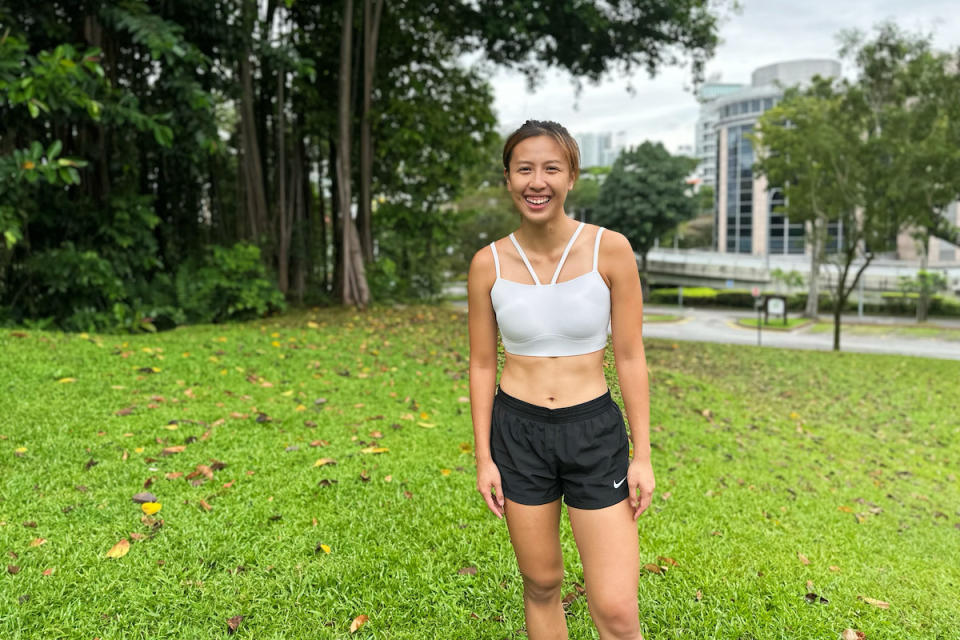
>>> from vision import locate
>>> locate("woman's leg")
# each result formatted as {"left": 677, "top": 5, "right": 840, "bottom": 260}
{"left": 567, "top": 498, "right": 642, "bottom": 640}
{"left": 504, "top": 498, "right": 567, "bottom": 640}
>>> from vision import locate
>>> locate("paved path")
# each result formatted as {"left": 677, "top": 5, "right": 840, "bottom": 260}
{"left": 641, "top": 305, "right": 960, "bottom": 361}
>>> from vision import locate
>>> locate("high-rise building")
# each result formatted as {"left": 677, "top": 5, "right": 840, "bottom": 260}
{"left": 576, "top": 131, "right": 626, "bottom": 169}
{"left": 694, "top": 82, "right": 744, "bottom": 190}
{"left": 711, "top": 59, "right": 842, "bottom": 255}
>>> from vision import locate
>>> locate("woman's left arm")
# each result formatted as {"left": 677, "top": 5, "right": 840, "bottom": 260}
{"left": 602, "top": 230, "right": 654, "bottom": 520}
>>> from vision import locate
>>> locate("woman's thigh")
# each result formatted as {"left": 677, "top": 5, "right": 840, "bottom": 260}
{"left": 504, "top": 498, "right": 564, "bottom": 581}
{"left": 567, "top": 498, "right": 639, "bottom": 606}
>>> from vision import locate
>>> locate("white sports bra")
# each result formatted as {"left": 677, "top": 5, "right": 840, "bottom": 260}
{"left": 490, "top": 223, "right": 611, "bottom": 357}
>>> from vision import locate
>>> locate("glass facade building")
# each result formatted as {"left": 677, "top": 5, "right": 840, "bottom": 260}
{"left": 712, "top": 59, "right": 842, "bottom": 256}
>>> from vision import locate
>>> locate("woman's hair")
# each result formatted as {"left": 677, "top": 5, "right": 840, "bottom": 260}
{"left": 502, "top": 120, "right": 580, "bottom": 182}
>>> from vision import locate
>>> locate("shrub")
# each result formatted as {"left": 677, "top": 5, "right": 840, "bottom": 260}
{"left": 175, "top": 243, "right": 285, "bottom": 323}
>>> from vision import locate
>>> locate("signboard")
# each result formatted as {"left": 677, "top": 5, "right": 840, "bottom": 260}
{"left": 767, "top": 297, "right": 785, "bottom": 315}
{"left": 751, "top": 286, "right": 760, "bottom": 298}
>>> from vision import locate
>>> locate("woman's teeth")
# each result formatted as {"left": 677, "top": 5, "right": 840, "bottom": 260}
{"left": 525, "top": 196, "right": 550, "bottom": 205}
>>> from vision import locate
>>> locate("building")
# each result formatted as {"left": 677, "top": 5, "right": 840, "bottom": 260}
{"left": 712, "top": 59, "right": 842, "bottom": 256}
{"left": 576, "top": 131, "right": 626, "bottom": 168}
{"left": 693, "top": 81, "right": 744, "bottom": 189}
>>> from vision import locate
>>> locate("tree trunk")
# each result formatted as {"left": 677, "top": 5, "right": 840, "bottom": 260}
{"left": 917, "top": 233, "right": 930, "bottom": 323}
{"left": 337, "top": 0, "right": 370, "bottom": 307}
{"left": 239, "top": 49, "right": 269, "bottom": 241}
{"left": 276, "top": 65, "right": 289, "bottom": 294}
{"left": 358, "top": 0, "right": 384, "bottom": 262}
{"left": 639, "top": 251, "right": 649, "bottom": 302}
{"left": 805, "top": 216, "right": 824, "bottom": 318}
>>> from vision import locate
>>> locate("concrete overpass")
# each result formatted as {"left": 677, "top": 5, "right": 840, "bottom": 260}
{"left": 644, "top": 248, "right": 960, "bottom": 295}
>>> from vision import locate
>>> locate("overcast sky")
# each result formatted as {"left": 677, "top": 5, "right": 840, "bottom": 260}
{"left": 489, "top": 0, "right": 960, "bottom": 153}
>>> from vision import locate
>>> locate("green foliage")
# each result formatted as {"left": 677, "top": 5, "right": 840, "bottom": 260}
{"left": 593, "top": 142, "right": 698, "bottom": 267}
{"left": 175, "top": 243, "right": 286, "bottom": 324}
{"left": 770, "top": 268, "right": 805, "bottom": 289}
{"left": 898, "top": 270, "right": 947, "bottom": 297}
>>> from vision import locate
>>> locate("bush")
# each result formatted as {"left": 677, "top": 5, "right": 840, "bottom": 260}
{"left": 175, "top": 243, "right": 286, "bottom": 323}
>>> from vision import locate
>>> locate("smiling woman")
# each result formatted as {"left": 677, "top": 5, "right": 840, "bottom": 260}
{"left": 468, "top": 120, "right": 654, "bottom": 640}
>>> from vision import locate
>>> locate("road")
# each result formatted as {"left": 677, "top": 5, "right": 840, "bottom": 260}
{"left": 641, "top": 305, "right": 960, "bottom": 361}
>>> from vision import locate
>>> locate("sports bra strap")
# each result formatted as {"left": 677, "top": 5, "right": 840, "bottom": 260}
{"left": 489, "top": 242, "right": 501, "bottom": 278}
{"left": 593, "top": 227, "right": 605, "bottom": 271}
{"left": 550, "top": 222, "right": 585, "bottom": 284}
{"left": 508, "top": 233, "right": 541, "bottom": 285}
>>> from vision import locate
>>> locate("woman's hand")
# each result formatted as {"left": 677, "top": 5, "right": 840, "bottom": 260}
{"left": 476, "top": 457, "right": 505, "bottom": 518}
{"left": 627, "top": 457, "right": 655, "bottom": 520}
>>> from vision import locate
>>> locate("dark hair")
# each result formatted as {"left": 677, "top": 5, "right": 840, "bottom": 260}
{"left": 502, "top": 120, "right": 580, "bottom": 182}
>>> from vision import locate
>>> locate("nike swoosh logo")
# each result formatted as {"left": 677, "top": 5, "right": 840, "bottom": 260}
{"left": 613, "top": 476, "right": 627, "bottom": 488}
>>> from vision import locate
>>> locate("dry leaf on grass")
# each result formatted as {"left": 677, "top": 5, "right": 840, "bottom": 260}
{"left": 858, "top": 596, "right": 890, "bottom": 609}
{"left": 226, "top": 615, "right": 244, "bottom": 634}
{"left": 105, "top": 539, "right": 130, "bottom": 559}
{"left": 797, "top": 552, "right": 810, "bottom": 565}
{"left": 350, "top": 614, "right": 369, "bottom": 633}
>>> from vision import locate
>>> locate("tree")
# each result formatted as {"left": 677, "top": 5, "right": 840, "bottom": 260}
{"left": 752, "top": 80, "right": 859, "bottom": 319}
{"left": 593, "top": 142, "right": 698, "bottom": 299}
{"left": 753, "top": 23, "right": 960, "bottom": 350}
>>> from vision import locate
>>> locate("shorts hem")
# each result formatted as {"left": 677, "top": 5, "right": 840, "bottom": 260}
{"left": 503, "top": 492, "right": 563, "bottom": 507}
{"left": 564, "top": 493, "right": 629, "bottom": 510}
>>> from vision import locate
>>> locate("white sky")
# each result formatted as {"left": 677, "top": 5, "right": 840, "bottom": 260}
{"left": 489, "top": 0, "right": 960, "bottom": 153}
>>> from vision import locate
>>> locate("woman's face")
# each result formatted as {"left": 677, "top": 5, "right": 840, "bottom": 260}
{"left": 504, "top": 135, "right": 575, "bottom": 223}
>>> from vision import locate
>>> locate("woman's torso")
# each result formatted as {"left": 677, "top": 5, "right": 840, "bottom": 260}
{"left": 491, "top": 223, "right": 611, "bottom": 408}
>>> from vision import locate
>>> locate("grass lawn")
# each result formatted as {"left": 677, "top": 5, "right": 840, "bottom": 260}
{"left": 806, "top": 322, "right": 960, "bottom": 341}
{"left": 643, "top": 314, "right": 683, "bottom": 323}
{"left": 737, "top": 318, "right": 813, "bottom": 331}
{"left": 2, "top": 306, "right": 959, "bottom": 639}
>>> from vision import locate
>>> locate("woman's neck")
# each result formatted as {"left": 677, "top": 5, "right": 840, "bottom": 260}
{"left": 514, "top": 213, "right": 579, "bottom": 253}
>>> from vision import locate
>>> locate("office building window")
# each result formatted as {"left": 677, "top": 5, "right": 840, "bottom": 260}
{"left": 725, "top": 124, "right": 753, "bottom": 253}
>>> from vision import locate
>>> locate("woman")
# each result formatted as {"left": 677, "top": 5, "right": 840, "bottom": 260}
{"left": 467, "top": 120, "right": 654, "bottom": 640}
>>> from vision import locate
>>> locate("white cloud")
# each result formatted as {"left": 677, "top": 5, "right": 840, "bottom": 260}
{"left": 489, "top": 0, "right": 960, "bottom": 154}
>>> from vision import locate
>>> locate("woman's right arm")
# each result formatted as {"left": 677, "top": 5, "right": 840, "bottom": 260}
{"left": 467, "top": 245, "right": 504, "bottom": 518}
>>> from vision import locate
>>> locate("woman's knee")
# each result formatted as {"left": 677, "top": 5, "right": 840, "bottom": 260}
{"left": 520, "top": 567, "right": 564, "bottom": 602}
{"left": 590, "top": 595, "right": 639, "bottom": 636}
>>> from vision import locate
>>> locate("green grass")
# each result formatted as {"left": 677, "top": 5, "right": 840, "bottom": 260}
{"left": 806, "top": 322, "right": 960, "bottom": 341}
{"left": 738, "top": 317, "right": 812, "bottom": 331}
{"left": 643, "top": 314, "right": 683, "bottom": 323}
{"left": 2, "top": 307, "right": 959, "bottom": 639}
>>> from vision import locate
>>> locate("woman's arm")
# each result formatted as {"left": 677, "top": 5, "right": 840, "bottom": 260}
{"left": 467, "top": 245, "right": 504, "bottom": 518}
{"left": 602, "top": 230, "right": 654, "bottom": 520}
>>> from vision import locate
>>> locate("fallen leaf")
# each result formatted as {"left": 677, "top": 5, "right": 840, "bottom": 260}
{"left": 316, "top": 543, "right": 331, "bottom": 554}
{"left": 350, "top": 614, "right": 369, "bottom": 633}
{"left": 140, "top": 502, "right": 162, "bottom": 515}
{"left": 841, "top": 630, "right": 866, "bottom": 640}
{"left": 797, "top": 552, "right": 810, "bottom": 565}
{"left": 458, "top": 566, "right": 477, "bottom": 575}
{"left": 131, "top": 492, "right": 157, "bottom": 504}
{"left": 57, "top": 377, "right": 76, "bottom": 383}
{"left": 165, "top": 471, "right": 183, "bottom": 480}
{"left": 459, "top": 442, "right": 472, "bottom": 454}
{"left": 440, "top": 469, "right": 451, "bottom": 476}
{"left": 417, "top": 422, "right": 436, "bottom": 428}
{"left": 227, "top": 615, "right": 244, "bottom": 634}
{"left": 8, "top": 565, "right": 20, "bottom": 574}
{"left": 829, "top": 565, "right": 840, "bottom": 572}
{"left": 657, "top": 556, "right": 678, "bottom": 567}
{"left": 804, "top": 592, "right": 828, "bottom": 604}
{"left": 643, "top": 563, "right": 662, "bottom": 574}
{"left": 42, "top": 567, "right": 54, "bottom": 576}
{"left": 105, "top": 539, "right": 130, "bottom": 559}
{"left": 199, "top": 499, "right": 212, "bottom": 512}
{"left": 369, "top": 430, "right": 383, "bottom": 439}
{"left": 359, "top": 470, "right": 370, "bottom": 482}
{"left": 161, "top": 445, "right": 186, "bottom": 456}
{"left": 29, "top": 538, "right": 46, "bottom": 547}
{"left": 858, "top": 596, "right": 890, "bottom": 609}
{"left": 695, "top": 589, "right": 702, "bottom": 601}
{"left": 661, "top": 491, "right": 672, "bottom": 501}
{"left": 313, "top": 458, "right": 336, "bottom": 467}
{"left": 383, "top": 475, "right": 392, "bottom": 483}
{"left": 309, "top": 439, "right": 330, "bottom": 447}
{"left": 129, "top": 533, "right": 146, "bottom": 541}
{"left": 360, "top": 447, "right": 389, "bottom": 454}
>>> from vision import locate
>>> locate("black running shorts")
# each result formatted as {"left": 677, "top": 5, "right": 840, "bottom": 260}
{"left": 490, "top": 387, "right": 630, "bottom": 510}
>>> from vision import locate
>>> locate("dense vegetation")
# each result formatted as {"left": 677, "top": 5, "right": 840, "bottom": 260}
{"left": 0, "top": 1, "right": 722, "bottom": 328}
